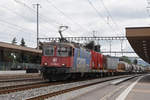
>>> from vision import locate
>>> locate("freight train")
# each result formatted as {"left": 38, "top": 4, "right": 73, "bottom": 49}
{"left": 40, "top": 42, "right": 145, "bottom": 81}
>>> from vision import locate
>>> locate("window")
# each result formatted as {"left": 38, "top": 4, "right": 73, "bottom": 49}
{"left": 57, "top": 46, "right": 72, "bottom": 57}
{"left": 44, "top": 46, "right": 54, "bottom": 56}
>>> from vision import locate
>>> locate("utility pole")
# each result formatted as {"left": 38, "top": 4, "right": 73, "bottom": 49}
{"left": 33, "top": 4, "right": 40, "bottom": 49}
{"left": 121, "top": 39, "right": 123, "bottom": 56}
{"left": 109, "top": 40, "right": 112, "bottom": 56}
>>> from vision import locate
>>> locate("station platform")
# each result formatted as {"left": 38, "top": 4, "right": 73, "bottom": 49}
{"left": 0, "top": 70, "right": 41, "bottom": 80}
{"left": 0, "top": 70, "right": 40, "bottom": 75}
{"left": 125, "top": 74, "right": 150, "bottom": 100}
{"left": 0, "top": 70, "right": 40, "bottom": 77}
{"left": 0, "top": 70, "right": 26, "bottom": 75}
{"left": 57, "top": 74, "right": 150, "bottom": 100}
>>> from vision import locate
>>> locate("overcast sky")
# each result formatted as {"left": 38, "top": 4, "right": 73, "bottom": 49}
{"left": 0, "top": 0, "right": 149, "bottom": 58}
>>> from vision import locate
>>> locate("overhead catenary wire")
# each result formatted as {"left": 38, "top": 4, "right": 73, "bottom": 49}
{"left": 47, "top": 0, "right": 90, "bottom": 33}
{"left": 14, "top": 0, "right": 95, "bottom": 38}
{"left": 146, "top": 0, "right": 150, "bottom": 15}
{"left": 0, "top": 4, "right": 51, "bottom": 39}
{"left": 0, "top": 20, "right": 37, "bottom": 43}
{"left": 45, "top": 0, "right": 77, "bottom": 35}
{"left": 99, "top": 0, "right": 124, "bottom": 36}
{"left": 0, "top": 0, "right": 74, "bottom": 45}
{"left": 35, "top": 4, "right": 77, "bottom": 36}
{"left": 0, "top": 19, "right": 36, "bottom": 36}
{"left": 13, "top": 0, "right": 77, "bottom": 38}
{"left": 13, "top": 0, "right": 59, "bottom": 30}
{"left": 13, "top": 0, "right": 68, "bottom": 41}
{"left": 0, "top": 17, "right": 39, "bottom": 44}
{"left": 87, "top": 0, "right": 117, "bottom": 35}
{"left": 0, "top": 5, "right": 37, "bottom": 34}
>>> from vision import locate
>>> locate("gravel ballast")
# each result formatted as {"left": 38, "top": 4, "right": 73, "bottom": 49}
{"left": 0, "top": 75, "right": 130, "bottom": 100}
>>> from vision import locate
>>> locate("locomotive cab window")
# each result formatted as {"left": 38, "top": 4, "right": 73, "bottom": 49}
{"left": 57, "top": 46, "right": 72, "bottom": 57}
{"left": 43, "top": 46, "right": 54, "bottom": 56}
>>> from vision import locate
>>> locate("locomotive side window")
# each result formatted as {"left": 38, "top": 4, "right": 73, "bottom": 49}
{"left": 69, "top": 47, "right": 72, "bottom": 56}
{"left": 44, "top": 46, "right": 54, "bottom": 56}
{"left": 57, "top": 46, "right": 72, "bottom": 57}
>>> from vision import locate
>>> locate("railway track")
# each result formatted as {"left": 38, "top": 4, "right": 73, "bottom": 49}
{"left": 0, "top": 77, "right": 95, "bottom": 95}
{"left": 0, "top": 75, "right": 131, "bottom": 95}
{"left": 0, "top": 77, "right": 100, "bottom": 95}
{"left": 0, "top": 74, "right": 141, "bottom": 100}
{"left": 23, "top": 75, "right": 140, "bottom": 100}
{"left": 0, "top": 81, "right": 63, "bottom": 95}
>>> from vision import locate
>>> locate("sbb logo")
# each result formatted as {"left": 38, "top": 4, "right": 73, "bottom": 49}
{"left": 53, "top": 58, "right": 57, "bottom": 62}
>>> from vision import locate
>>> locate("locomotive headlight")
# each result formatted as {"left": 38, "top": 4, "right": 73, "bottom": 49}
{"left": 62, "top": 64, "right": 66, "bottom": 67}
{"left": 44, "top": 62, "right": 48, "bottom": 66}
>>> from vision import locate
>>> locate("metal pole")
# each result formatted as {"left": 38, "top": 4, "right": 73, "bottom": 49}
{"left": 37, "top": 4, "right": 39, "bottom": 49}
{"left": 109, "top": 40, "right": 112, "bottom": 56}
{"left": 33, "top": 4, "right": 40, "bottom": 49}
{"left": 121, "top": 40, "right": 123, "bottom": 56}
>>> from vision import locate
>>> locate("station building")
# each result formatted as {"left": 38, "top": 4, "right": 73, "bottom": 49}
{"left": 0, "top": 42, "right": 42, "bottom": 70}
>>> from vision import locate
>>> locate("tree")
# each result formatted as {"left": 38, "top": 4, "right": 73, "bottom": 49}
{"left": 12, "top": 37, "right": 17, "bottom": 45}
{"left": 133, "top": 59, "right": 138, "bottom": 65}
{"left": 20, "top": 38, "right": 27, "bottom": 63}
{"left": 10, "top": 37, "right": 17, "bottom": 63}
{"left": 119, "top": 56, "right": 131, "bottom": 64}
{"left": 39, "top": 41, "right": 43, "bottom": 50}
{"left": 84, "top": 41, "right": 95, "bottom": 50}
{"left": 20, "top": 38, "right": 26, "bottom": 47}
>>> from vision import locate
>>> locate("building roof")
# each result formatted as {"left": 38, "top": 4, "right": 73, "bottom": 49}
{"left": 126, "top": 27, "right": 150, "bottom": 63}
{"left": 0, "top": 42, "right": 42, "bottom": 54}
